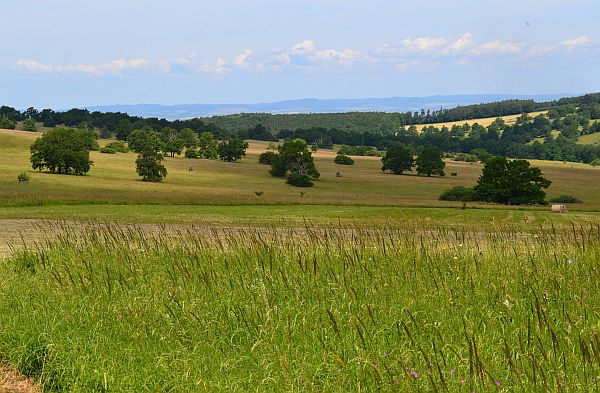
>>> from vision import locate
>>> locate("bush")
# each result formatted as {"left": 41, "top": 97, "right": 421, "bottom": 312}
{"left": 0, "top": 116, "right": 17, "bottom": 130}
{"left": 453, "top": 153, "right": 478, "bottom": 162}
{"left": 23, "top": 118, "right": 38, "bottom": 132}
{"left": 17, "top": 172, "right": 30, "bottom": 183}
{"left": 334, "top": 155, "right": 354, "bottom": 165}
{"left": 337, "top": 145, "right": 381, "bottom": 157}
{"left": 450, "top": 172, "right": 458, "bottom": 176}
{"left": 439, "top": 186, "right": 474, "bottom": 202}
{"left": 287, "top": 173, "right": 313, "bottom": 187}
{"left": 185, "top": 148, "right": 200, "bottom": 159}
{"left": 591, "top": 158, "right": 600, "bottom": 167}
{"left": 549, "top": 195, "right": 582, "bottom": 203}
{"left": 100, "top": 147, "right": 116, "bottom": 154}
{"left": 105, "top": 141, "right": 129, "bottom": 153}
{"left": 258, "top": 151, "right": 277, "bottom": 165}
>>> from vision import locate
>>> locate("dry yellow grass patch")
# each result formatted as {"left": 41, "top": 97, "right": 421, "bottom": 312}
{"left": 416, "top": 111, "right": 548, "bottom": 130}
{"left": 0, "top": 367, "right": 39, "bottom": 393}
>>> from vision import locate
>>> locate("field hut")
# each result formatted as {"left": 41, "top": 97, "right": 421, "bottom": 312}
{"left": 551, "top": 204, "right": 567, "bottom": 213}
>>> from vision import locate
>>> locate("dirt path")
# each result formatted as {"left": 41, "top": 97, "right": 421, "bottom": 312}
{"left": 0, "top": 367, "right": 39, "bottom": 393}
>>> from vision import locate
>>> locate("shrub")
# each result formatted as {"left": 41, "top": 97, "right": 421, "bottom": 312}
{"left": 0, "top": 116, "right": 17, "bottom": 130}
{"left": 453, "top": 153, "right": 478, "bottom": 162}
{"left": 258, "top": 151, "right": 277, "bottom": 165}
{"left": 439, "top": 186, "right": 474, "bottom": 202}
{"left": 337, "top": 145, "right": 381, "bottom": 156}
{"left": 23, "top": 118, "right": 38, "bottom": 132}
{"left": 334, "top": 155, "right": 354, "bottom": 165}
{"left": 100, "top": 147, "right": 116, "bottom": 154}
{"left": 450, "top": 172, "right": 458, "bottom": 176}
{"left": 99, "top": 127, "right": 113, "bottom": 139}
{"left": 105, "top": 141, "right": 129, "bottom": 153}
{"left": 549, "top": 195, "right": 582, "bottom": 203}
{"left": 185, "top": 148, "right": 200, "bottom": 159}
{"left": 17, "top": 172, "right": 30, "bottom": 183}
{"left": 591, "top": 158, "right": 600, "bottom": 167}
{"left": 287, "top": 173, "right": 313, "bottom": 187}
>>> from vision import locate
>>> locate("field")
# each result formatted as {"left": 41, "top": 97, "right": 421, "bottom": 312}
{"left": 420, "top": 111, "right": 547, "bottom": 130}
{"left": 1, "top": 127, "right": 600, "bottom": 392}
{"left": 578, "top": 133, "right": 600, "bottom": 145}
{"left": 1, "top": 222, "right": 600, "bottom": 391}
{"left": 1, "top": 129, "right": 600, "bottom": 210}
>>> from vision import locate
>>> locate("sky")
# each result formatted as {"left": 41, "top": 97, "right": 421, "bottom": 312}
{"left": 1, "top": 0, "right": 599, "bottom": 109}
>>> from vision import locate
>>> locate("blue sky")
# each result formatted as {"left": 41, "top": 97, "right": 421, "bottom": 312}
{"left": 1, "top": 0, "right": 598, "bottom": 109}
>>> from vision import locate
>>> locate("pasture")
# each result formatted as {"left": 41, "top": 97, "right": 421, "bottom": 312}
{"left": 1, "top": 222, "right": 600, "bottom": 391}
{"left": 1, "top": 129, "right": 599, "bottom": 210}
{"left": 1, "top": 127, "right": 600, "bottom": 392}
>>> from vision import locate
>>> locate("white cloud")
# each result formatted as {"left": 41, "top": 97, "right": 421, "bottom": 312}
{"left": 197, "top": 58, "right": 230, "bottom": 75}
{"left": 14, "top": 58, "right": 150, "bottom": 74}
{"left": 449, "top": 33, "right": 474, "bottom": 53}
{"left": 291, "top": 39, "right": 316, "bottom": 55}
{"left": 233, "top": 49, "right": 254, "bottom": 68}
{"left": 470, "top": 40, "right": 522, "bottom": 55}
{"left": 174, "top": 52, "right": 198, "bottom": 66}
{"left": 14, "top": 59, "right": 54, "bottom": 72}
{"left": 528, "top": 35, "right": 591, "bottom": 55}
{"left": 13, "top": 34, "right": 593, "bottom": 78}
{"left": 400, "top": 36, "right": 448, "bottom": 52}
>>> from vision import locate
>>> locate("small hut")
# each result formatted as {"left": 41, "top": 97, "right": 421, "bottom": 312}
{"left": 551, "top": 204, "right": 567, "bottom": 213}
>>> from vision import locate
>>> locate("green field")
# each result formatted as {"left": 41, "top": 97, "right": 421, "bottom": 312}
{"left": 1, "top": 223, "right": 600, "bottom": 391}
{"left": 578, "top": 133, "right": 600, "bottom": 145}
{"left": 2, "top": 129, "right": 600, "bottom": 210}
{"left": 2, "top": 128, "right": 600, "bottom": 392}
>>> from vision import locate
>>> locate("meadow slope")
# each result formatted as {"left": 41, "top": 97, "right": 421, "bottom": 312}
{"left": 1, "top": 129, "right": 599, "bottom": 210}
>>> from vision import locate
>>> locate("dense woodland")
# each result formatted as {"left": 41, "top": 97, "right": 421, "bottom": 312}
{"left": 2, "top": 92, "right": 600, "bottom": 163}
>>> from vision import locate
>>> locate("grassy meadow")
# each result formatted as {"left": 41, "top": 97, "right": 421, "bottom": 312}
{"left": 1, "top": 127, "right": 600, "bottom": 392}
{"left": 1, "top": 223, "right": 600, "bottom": 391}
{"left": 1, "top": 129, "right": 600, "bottom": 210}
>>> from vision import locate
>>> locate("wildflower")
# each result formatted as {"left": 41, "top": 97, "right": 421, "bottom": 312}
{"left": 450, "top": 369, "right": 456, "bottom": 374}
{"left": 496, "top": 381, "right": 501, "bottom": 386}
{"left": 384, "top": 352, "right": 389, "bottom": 357}
{"left": 543, "top": 291, "right": 549, "bottom": 299}
{"left": 461, "top": 379, "right": 466, "bottom": 383}
{"left": 411, "top": 371, "right": 419, "bottom": 378}
{"left": 569, "top": 258, "right": 574, "bottom": 265}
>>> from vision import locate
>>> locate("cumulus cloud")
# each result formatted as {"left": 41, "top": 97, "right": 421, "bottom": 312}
{"left": 470, "top": 40, "right": 522, "bottom": 55}
{"left": 529, "top": 35, "right": 591, "bottom": 55}
{"left": 13, "top": 34, "right": 593, "bottom": 77}
{"left": 291, "top": 39, "right": 316, "bottom": 55}
{"left": 233, "top": 49, "right": 254, "bottom": 68}
{"left": 197, "top": 58, "right": 230, "bottom": 75}
{"left": 14, "top": 58, "right": 151, "bottom": 74}
{"left": 14, "top": 59, "right": 54, "bottom": 72}
{"left": 400, "top": 36, "right": 448, "bottom": 52}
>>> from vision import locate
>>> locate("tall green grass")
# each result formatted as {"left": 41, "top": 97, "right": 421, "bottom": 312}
{"left": 1, "top": 222, "right": 600, "bottom": 391}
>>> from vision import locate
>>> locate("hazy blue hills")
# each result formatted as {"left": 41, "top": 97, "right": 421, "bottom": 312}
{"left": 86, "top": 94, "right": 571, "bottom": 120}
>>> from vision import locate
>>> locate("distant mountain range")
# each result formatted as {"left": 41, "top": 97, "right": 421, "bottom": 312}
{"left": 86, "top": 94, "right": 572, "bottom": 120}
